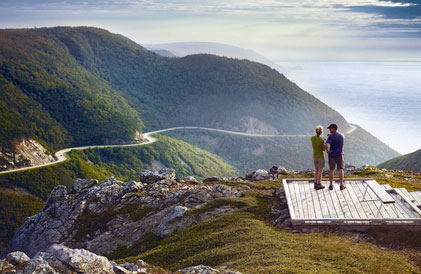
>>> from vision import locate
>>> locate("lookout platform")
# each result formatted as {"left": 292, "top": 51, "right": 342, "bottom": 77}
{"left": 283, "top": 178, "right": 421, "bottom": 230}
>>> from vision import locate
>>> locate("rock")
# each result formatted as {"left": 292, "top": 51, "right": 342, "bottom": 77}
{"left": 182, "top": 176, "right": 199, "bottom": 184}
{"left": 48, "top": 185, "right": 68, "bottom": 201}
{"left": 246, "top": 169, "right": 269, "bottom": 181}
{"left": 158, "top": 206, "right": 188, "bottom": 236}
{"left": 5, "top": 251, "right": 30, "bottom": 265}
{"left": 47, "top": 244, "right": 114, "bottom": 274}
{"left": 22, "top": 256, "right": 58, "bottom": 274}
{"left": 123, "top": 181, "right": 144, "bottom": 193}
{"left": 141, "top": 168, "right": 176, "bottom": 184}
{"left": 203, "top": 176, "right": 219, "bottom": 183}
{"left": 72, "top": 179, "right": 98, "bottom": 193}
{"left": 174, "top": 264, "right": 242, "bottom": 274}
{"left": 0, "top": 260, "right": 16, "bottom": 274}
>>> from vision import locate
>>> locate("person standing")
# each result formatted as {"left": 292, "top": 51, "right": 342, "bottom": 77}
{"left": 325, "top": 123, "right": 345, "bottom": 190}
{"left": 311, "top": 125, "right": 325, "bottom": 190}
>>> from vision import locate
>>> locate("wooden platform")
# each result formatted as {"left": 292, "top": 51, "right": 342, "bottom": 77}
{"left": 283, "top": 178, "right": 421, "bottom": 228}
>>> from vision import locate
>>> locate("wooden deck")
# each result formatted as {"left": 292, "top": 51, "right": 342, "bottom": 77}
{"left": 283, "top": 178, "right": 421, "bottom": 228}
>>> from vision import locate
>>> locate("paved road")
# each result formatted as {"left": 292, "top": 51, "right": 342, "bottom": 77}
{"left": 0, "top": 124, "right": 357, "bottom": 175}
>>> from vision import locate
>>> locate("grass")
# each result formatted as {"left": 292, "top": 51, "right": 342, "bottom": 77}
{"left": 118, "top": 181, "right": 420, "bottom": 274}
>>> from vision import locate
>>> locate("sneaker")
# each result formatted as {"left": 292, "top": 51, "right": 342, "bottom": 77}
{"left": 314, "top": 183, "right": 325, "bottom": 190}
{"left": 328, "top": 184, "right": 333, "bottom": 190}
{"left": 340, "top": 184, "right": 346, "bottom": 190}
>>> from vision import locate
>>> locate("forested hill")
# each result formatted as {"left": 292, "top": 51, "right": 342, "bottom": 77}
{"left": 33, "top": 26, "right": 350, "bottom": 134}
{"left": 378, "top": 148, "right": 421, "bottom": 172}
{"left": 0, "top": 28, "right": 143, "bottom": 151}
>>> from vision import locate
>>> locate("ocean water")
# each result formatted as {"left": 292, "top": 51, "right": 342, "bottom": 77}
{"left": 279, "top": 61, "right": 421, "bottom": 155}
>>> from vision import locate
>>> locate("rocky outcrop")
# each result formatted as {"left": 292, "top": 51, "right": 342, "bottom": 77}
{"left": 0, "top": 138, "right": 54, "bottom": 171}
{"left": 1, "top": 245, "right": 242, "bottom": 273}
{"left": 0, "top": 244, "right": 163, "bottom": 274}
{"left": 9, "top": 169, "right": 243, "bottom": 257}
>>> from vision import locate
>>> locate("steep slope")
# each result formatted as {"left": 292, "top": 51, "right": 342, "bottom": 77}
{"left": 378, "top": 148, "right": 421, "bottom": 172}
{"left": 33, "top": 26, "right": 350, "bottom": 135}
{"left": 0, "top": 135, "right": 237, "bottom": 249}
{"left": 0, "top": 29, "right": 143, "bottom": 152}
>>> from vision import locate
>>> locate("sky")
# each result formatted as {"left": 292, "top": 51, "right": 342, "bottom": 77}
{"left": 0, "top": 0, "right": 420, "bottom": 61}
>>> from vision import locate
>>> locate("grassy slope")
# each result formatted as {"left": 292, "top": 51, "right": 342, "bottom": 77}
{"left": 378, "top": 149, "right": 421, "bottom": 172}
{"left": 121, "top": 181, "right": 419, "bottom": 274}
{"left": 0, "top": 135, "right": 236, "bottom": 248}
{"left": 162, "top": 126, "right": 399, "bottom": 173}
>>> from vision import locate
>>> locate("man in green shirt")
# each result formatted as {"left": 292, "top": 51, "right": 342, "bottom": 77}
{"left": 311, "top": 125, "right": 325, "bottom": 190}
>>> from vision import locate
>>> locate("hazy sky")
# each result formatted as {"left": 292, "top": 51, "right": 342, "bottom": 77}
{"left": 0, "top": 0, "right": 420, "bottom": 61}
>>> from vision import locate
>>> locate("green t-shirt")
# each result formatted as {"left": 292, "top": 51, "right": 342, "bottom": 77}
{"left": 311, "top": 136, "right": 325, "bottom": 159}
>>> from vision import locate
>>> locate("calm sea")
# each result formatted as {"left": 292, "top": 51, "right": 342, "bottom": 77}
{"left": 279, "top": 61, "right": 421, "bottom": 155}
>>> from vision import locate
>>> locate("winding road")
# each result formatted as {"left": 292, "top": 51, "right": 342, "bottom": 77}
{"left": 0, "top": 124, "right": 357, "bottom": 175}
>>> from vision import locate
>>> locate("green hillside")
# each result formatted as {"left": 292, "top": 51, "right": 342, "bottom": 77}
{"left": 0, "top": 29, "right": 143, "bottom": 151}
{"left": 162, "top": 126, "right": 399, "bottom": 172}
{"left": 0, "top": 135, "right": 236, "bottom": 249}
{"left": 34, "top": 26, "right": 350, "bottom": 134}
{"left": 378, "top": 148, "right": 421, "bottom": 172}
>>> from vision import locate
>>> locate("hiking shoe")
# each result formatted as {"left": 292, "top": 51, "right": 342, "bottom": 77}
{"left": 340, "top": 184, "right": 346, "bottom": 190}
{"left": 314, "top": 183, "right": 325, "bottom": 190}
{"left": 328, "top": 184, "right": 333, "bottom": 190}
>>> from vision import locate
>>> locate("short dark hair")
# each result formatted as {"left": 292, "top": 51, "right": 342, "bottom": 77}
{"left": 327, "top": 123, "right": 338, "bottom": 130}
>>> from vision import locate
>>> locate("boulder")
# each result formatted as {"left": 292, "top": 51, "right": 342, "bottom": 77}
{"left": 72, "top": 179, "right": 98, "bottom": 193}
{"left": 182, "top": 176, "right": 199, "bottom": 184}
{"left": 141, "top": 168, "right": 176, "bottom": 184}
{"left": 5, "top": 251, "right": 30, "bottom": 266}
{"left": 174, "top": 264, "right": 242, "bottom": 274}
{"left": 48, "top": 185, "right": 68, "bottom": 201}
{"left": 47, "top": 244, "right": 114, "bottom": 274}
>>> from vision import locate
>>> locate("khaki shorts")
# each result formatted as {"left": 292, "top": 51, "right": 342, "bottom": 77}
{"left": 313, "top": 158, "right": 325, "bottom": 169}
{"left": 329, "top": 156, "right": 344, "bottom": 170}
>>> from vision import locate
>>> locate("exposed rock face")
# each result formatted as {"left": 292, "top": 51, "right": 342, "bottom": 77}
{"left": 9, "top": 169, "right": 242, "bottom": 257}
{"left": 231, "top": 116, "right": 279, "bottom": 135}
{"left": 0, "top": 244, "right": 162, "bottom": 274}
{"left": 0, "top": 138, "right": 54, "bottom": 171}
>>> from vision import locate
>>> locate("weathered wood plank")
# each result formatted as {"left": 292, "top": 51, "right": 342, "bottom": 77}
{"left": 354, "top": 181, "right": 386, "bottom": 218}
{"left": 292, "top": 181, "right": 304, "bottom": 219}
{"left": 364, "top": 180, "right": 395, "bottom": 204}
{"left": 308, "top": 182, "right": 323, "bottom": 218}
{"left": 346, "top": 182, "right": 368, "bottom": 219}
{"left": 298, "top": 182, "right": 310, "bottom": 219}
{"left": 398, "top": 188, "right": 416, "bottom": 203}
{"left": 315, "top": 184, "right": 332, "bottom": 218}
{"left": 282, "top": 179, "right": 296, "bottom": 219}
{"left": 286, "top": 180, "right": 299, "bottom": 219}
{"left": 321, "top": 182, "right": 337, "bottom": 218}
{"left": 326, "top": 183, "right": 345, "bottom": 218}
{"left": 394, "top": 189, "right": 421, "bottom": 217}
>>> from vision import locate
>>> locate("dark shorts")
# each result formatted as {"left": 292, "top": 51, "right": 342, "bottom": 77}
{"left": 329, "top": 156, "right": 344, "bottom": 170}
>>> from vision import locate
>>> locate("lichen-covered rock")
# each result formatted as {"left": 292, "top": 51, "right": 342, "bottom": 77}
{"left": 47, "top": 244, "right": 114, "bottom": 274}
{"left": 5, "top": 251, "right": 30, "bottom": 266}
{"left": 246, "top": 169, "right": 269, "bottom": 181}
{"left": 141, "top": 168, "right": 176, "bottom": 184}
{"left": 182, "top": 176, "right": 199, "bottom": 184}
{"left": 47, "top": 185, "right": 68, "bottom": 202}
{"left": 174, "top": 264, "right": 241, "bottom": 274}
{"left": 72, "top": 179, "right": 98, "bottom": 193}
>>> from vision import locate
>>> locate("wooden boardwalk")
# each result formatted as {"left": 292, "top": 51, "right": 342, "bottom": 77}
{"left": 283, "top": 178, "right": 421, "bottom": 228}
